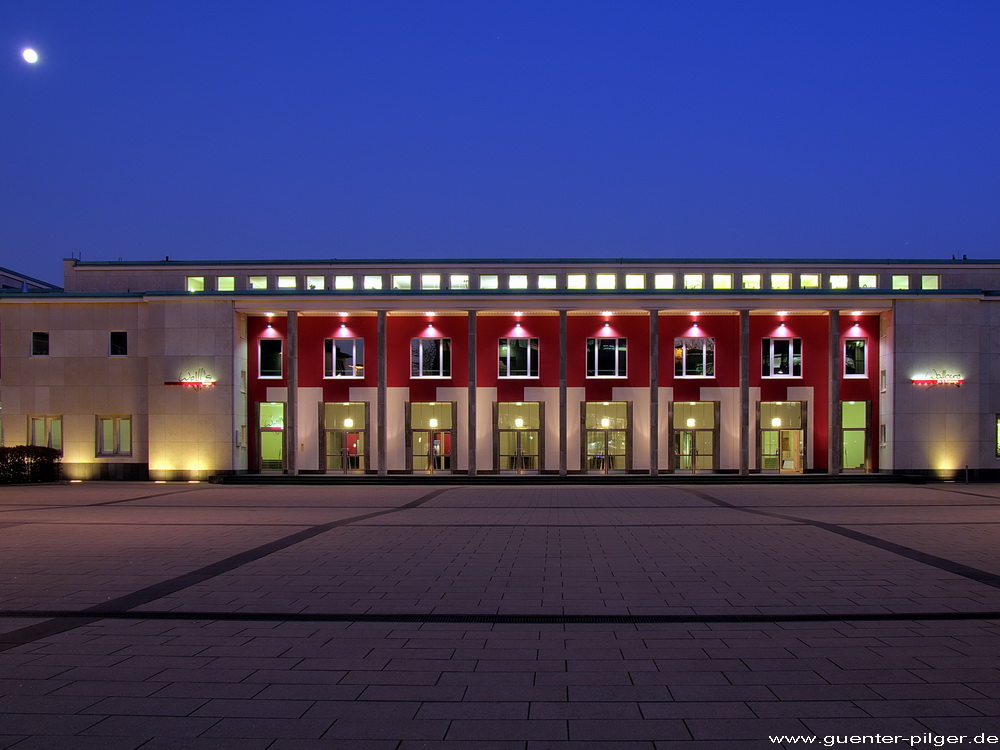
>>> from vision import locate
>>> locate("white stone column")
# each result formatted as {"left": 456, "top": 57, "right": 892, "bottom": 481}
{"left": 286, "top": 310, "right": 298, "bottom": 475}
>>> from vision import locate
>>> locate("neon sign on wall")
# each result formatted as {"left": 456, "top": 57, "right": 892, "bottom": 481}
{"left": 164, "top": 367, "right": 217, "bottom": 389}
{"left": 911, "top": 369, "right": 964, "bottom": 387}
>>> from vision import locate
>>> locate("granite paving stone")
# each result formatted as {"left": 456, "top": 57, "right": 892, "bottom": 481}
{"left": 2, "top": 481, "right": 1000, "bottom": 746}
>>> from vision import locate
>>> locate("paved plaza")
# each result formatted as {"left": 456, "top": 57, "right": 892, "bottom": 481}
{"left": 1, "top": 481, "right": 1000, "bottom": 748}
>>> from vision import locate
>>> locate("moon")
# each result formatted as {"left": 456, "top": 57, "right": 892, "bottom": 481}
{"left": 22, "top": 48, "right": 39, "bottom": 64}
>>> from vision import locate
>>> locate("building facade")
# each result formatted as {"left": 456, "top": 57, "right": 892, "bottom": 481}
{"left": 0, "top": 257, "right": 995, "bottom": 480}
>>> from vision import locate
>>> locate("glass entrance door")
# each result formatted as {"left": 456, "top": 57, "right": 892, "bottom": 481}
{"left": 412, "top": 430, "right": 452, "bottom": 472}
{"left": 841, "top": 401, "right": 870, "bottom": 472}
{"left": 322, "top": 402, "right": 368, "bottom": 473}
{"left": 408, "top": 402, "right": 455, "bottom": 474}
{"left": 759, "top": 401, "right": 805, "bottom": 474}
{"left": 583, "top": 402, "right": 630, "bottom": 473}
{"left": 671, "top": 401, "right": 718, "bottom": 472}
{"left": 496, "top": 402, "right": 542, "bottom": 473}
{"left": 257, "top": 402, "right": 285, "bottom": 473}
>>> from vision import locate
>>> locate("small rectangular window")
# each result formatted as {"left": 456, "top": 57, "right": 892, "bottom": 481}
{"left": 306, "top": 275, "right": 326, "bottom": 290}
{"left": 829, "top": 274, "right": 849, "bottom": 289}
{"left": 742, "top": 274, "right": 762, "bottom": 290}
{"left": 654, "top": 273, "right": 674, "bottom": 289}
{"left": 259, "top": 339, "right": 282, "bottom": 378}
{"left": 674, "top": 337, "right": 714, "bottom": 377}
{"left": 249, "top": 276, "right": 268, "bottom": 290}
{"left": 844, "top": 338, "right": 867, "bottom": 377}
{"left": 586, "top": 337, "right": 627, "bottom": 377}
{"left": 567, "top": 274, "right": 587, "bottom": 290}
{"left": 858, "top": 274, "right": 878, "bottom": 289}
{"left": 324, "top": 338, "right": 365, "bottom": 378}
{"left": 186, "top": 276, "right": 205, "bottom": 292}
{"left": 31, "top": 331, "right": 50, "bottom": 356}
{"left": 538, "top": 274, "right": 557, "bottom": 289}
{"left": 334, "top": 275, "right": 354, "bottom": 290}
{"left": 762, "top": 338, "right": 802, "bottom": 377}
{"left": 683, "top": 274, "right": 704, "bottom": 290}
{"left": 712, "top": 274, "right": 733, "bottom": 290}
{"left": 421, "top": 274, "right": 441, "bottom": 290}
{"left": 770, "top": 273, "right": 791, "bottom": 290}
{"left": 879, "top": 423, "right": 887, "bottom": 447}
{"left": 450, "top": 274, "right": 470, "bottom": 290}
{"left": 799, "top": 274, "right": 820, "bottom": 289}
{"left": 880, "top": 369, "right": 887, "bottom": 392}
{"left": 508, "top": 274, "right": 528, "bottom": 289}
{"left": 363, "top": 275, "right": 383, "bottom": 290}
{"left": 595, "top": 273, "right": 616, "bottom": 290}
{"left": 411, "top": 338, "right": 452, "bottom": 377}
{"left": 97, "top": 416, "right": 132, "bottom": 456}
{"left": 479, "top": 275, "right": 499, "bottom": 290}
{"left": 392, "top": 275, "right": 412, "bottom": 290}
{"left": 109, "top": 331, "right": 128, "bottom": 357}
{"left": 277, "top": 276, "right": 297, "bottom": 289}
{"left": 921, "top": 275, "right": 940, "bottom": 290}
{"left": 498, "top": 338, "right": 539, "bottom": 378}
{"left": 216, "top": 276, "right": 235, "bottom": 291}
{"left": 624, "top": 274, "right": 645, "bottom": 290}
{"left": 891, "top": 275, "right": 909, "bottom": 290}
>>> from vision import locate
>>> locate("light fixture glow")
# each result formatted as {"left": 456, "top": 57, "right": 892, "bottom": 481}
{"left": 22, "top": 48, "right": 39, "bottom": 64}
{"left": 343, "top": 418, "right": 354, "bottom": 428}
{"left": 690, "top": 311, "right": 700, "bottom": 317}
{"left": 601, "top": 311, "right": 612, "bottom": 317}
{"left": 771, "top": 417, "right": 782, "bottom": 428}
{"left": 600, "top": 417, "right": 611, "bottom": 428}
{"left": 425, "top": 311, "right": 436, "bottom": 317}
{"left": 514, "top": 417, "right": 524, "bottom": 428}
{"left": 429, "top": 418, "right": 439, "bottom": 428}
{"left": 686, "top": 418, "right": 696, "bottom": 428}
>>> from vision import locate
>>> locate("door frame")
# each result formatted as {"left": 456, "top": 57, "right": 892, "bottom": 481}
{"left": 579, "top": 401, "right": 633, "bottom": 473}
{"left": 756, "top": 400, "right": 808, "bottom": 474}
{"left": 667, "top": 400, "right": 721, "bottom": 473}
{"left": 493, "top": 401, "right": 545, "bottom": 473}
{"left": 256, "top": 401, "right": 286, "bottom": 473}
{"left": 319, "top": 401, "right": 370, "bottom": 474}
{"left": 404, "top": 401, "right": 458, "bottom": 473}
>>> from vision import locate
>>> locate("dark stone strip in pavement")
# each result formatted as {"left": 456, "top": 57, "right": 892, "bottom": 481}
{"left": 0, "top": 486, "right": 454, "bottom": 653}
{"left": 681, "top": 487, "right": 1000, "bottom": 590}
{"left": 87, "top": 489, "right": 205, "bottom": 506}
{"left": 2, "top": 609, "right": 1000, "bottom": 626}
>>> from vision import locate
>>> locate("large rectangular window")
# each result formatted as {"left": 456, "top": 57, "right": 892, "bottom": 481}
{"left": 97, "top": 416, "right": 132, "bottom": 456}
{"left": 29, "top": 416, "right": 62, "bottom": 451}
{"left": 586, "top": 338, "right": 627, "bottom": 377}
{"left": 498, "top": 338, "right": 539, "bottom": 378}
{"left": 324, "top": 338, "right": 365, "bottom": 378}
{"left": 259, "top": 339, "right": 282, "bottom": 378}
{"left": 762, "top": 338, "right": 802, "bottom": 377}
{"left": 411, "top": 338, "right": 451, "bottom": 377}
{"left": 31, "top": 331, "right": 49, "bottom": 356}
{"left": 844, "top": 338, "right": 867, "bottom": 377}
{"left": 674, "top": 337, "right": 714, "bottom": 377}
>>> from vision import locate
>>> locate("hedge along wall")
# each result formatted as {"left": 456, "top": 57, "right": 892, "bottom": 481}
{"left": 0, "top": 446, "right": 62, "bottom": 483}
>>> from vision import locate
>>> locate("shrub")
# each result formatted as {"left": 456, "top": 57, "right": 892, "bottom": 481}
{"left": 0, "top": 446, "right": 62, "bottom": 483}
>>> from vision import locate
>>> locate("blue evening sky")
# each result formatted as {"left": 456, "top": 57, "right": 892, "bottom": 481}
{"left": 2, "top": 1, "right": 998, "bottom": 285}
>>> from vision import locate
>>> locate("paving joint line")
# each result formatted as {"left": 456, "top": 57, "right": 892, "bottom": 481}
{"left": 1, "top": 609, "right": 999, "bottom": 628}
{"left": 0, "top": 485, "right": 456, "bottom": 653}
{"left": 681, "top": 487, "right": 1000, "bottom": 590}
